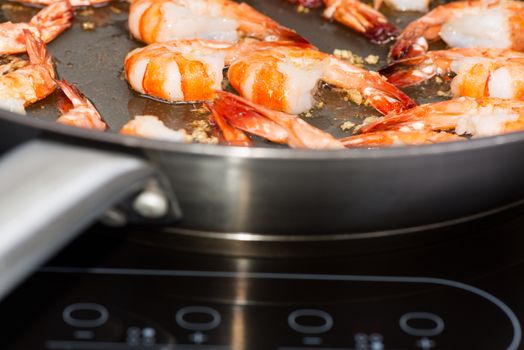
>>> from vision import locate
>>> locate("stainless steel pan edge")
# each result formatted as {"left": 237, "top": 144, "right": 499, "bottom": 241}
{"left": 0, "top": 97, "right": 523, "bottom": 293}
{"left": 2, "top": 106, "right": 524, "bottom": 234}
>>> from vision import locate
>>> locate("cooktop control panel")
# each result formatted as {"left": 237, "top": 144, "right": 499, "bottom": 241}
{"left": 1, "top": 267, "right": 519, "bottom": 350}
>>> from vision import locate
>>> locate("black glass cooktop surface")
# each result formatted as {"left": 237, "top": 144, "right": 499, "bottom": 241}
{"left": 3, "top": 206, "right": 524, "bottom": 350}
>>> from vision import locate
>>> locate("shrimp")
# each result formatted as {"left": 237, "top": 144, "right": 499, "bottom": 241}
{"left": 341, "top": 130, "right": 463, "bottom": 147}
{"left": 374, "top": 0, "right": 431, "bottom": 12}
{"left": 360, "top": 97, "right": 524, "bottom": 138}
{"left": 128, "top": 0, "right": 308, "bottom": 45}
{"left": 0, "top": 0, "right": 73, "bottom": 54}
{"left": 287, "top": 0, "right": 323, "bottom": 8}
{"left": 12, "top": 0, "right": 109, "bottom": 7}
{"left": 450, "top": 57, "right": 524, "bottom": 100}
{"left": 389, "top": 0, "right": 524, "bottom": 61}
{"left": 208, "top": 103, "right": 252, "bottom": 146}
{"left": 0, "top": 30, "right": 56, "bottom": 114}
{"left": 380, "top": 48, "right": 524, "bottom": 87}
{"left": 120, "top": 115, "right": 188, "bottom": 142}
{"left": 210, "top": 91, "right": 344, "bottom": 149}
{"left": 56, "top": 80, "right": 107, "bottom": 130}
{"left": 286, "top": 0, "right": 397, "bottom": 44}
{"left": 322, "top": 0, "right": 398, "bottom": 44}
{"left": 124, "top": 39, "right": 305, "bottom": 103}
{"left": 227, "top": 46, "right": 416, "bottom": 115}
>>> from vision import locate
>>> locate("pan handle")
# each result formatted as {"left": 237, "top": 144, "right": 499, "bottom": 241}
{"left": 0, "top": 139, "right": 157, "bottom": 299}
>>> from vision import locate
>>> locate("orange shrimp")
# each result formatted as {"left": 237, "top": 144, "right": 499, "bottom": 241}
{"left": 228, "top": 46, "right": 416, "bottom": 116}
{"left": 0, "top": 30, "right": 56, "bottom": 114}
{"left": 323, "top": 0, "right": 398, "bottom": 44}
{"left": 0, "top": 0, "right": 73, "bottom": 54}
{"left": 210, "top": 91, "right": 344, "bottom": 149}
{"left": 128, "top": 0, "right": 308, "bottom": 45}
{"left": 380, "top": 48, "right": 524, "bottom": 87}
{"left": 341, "top": 130, "right": 463, "bottom": 147}
{"left": 120, "top": 115, "right": 189, "bottom": 142}
{"left": 208, "top": 103, "right": 252, "bottom": 146}
{"left": 450, "top": 57, "right": 524, "bottom": 100}
{"left": 12, "top": 0, "right": 110, "bottom": 7}
{"left": 373, "top": 0, "right": 431, "bottom": 12}
{"left": 389, "top": 0, "right": 524, "bottom": 61}
{"left": 124, "top": 39, "right": 305, "bottom": 102}
{"left": 56, "top": 80, "right": 107, "bottom": 130}
{"left": 360, "top": 97, "right": 524, "bottom": 138}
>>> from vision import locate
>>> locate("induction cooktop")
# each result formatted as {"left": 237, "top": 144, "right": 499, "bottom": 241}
{"left": 3, "top": 206, "right": 524, "bottom": 350}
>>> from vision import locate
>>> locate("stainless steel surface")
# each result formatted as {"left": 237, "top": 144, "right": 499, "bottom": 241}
{"left": 132, "top": 180, "right": 170, "bottom": 219}
{"left": 0, "top": 140, "right": 154, "bottom": 299}
{"left": 0, "top": 0, "right": 523, "bottom": 242}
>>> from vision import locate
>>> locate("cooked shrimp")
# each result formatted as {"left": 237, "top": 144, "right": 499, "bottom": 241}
{"left": 287, "top": 0, "right": 398, "bottom": 44}
{"left": 56, "top": 80, "right": 107, "bottom": 130}
{"left": 390, "top": 0, "right": 524, "bottom": 61}
{"left": 360, "top": 97, "right": 524, "bottom": 138}
{"left": 228, "top": 46, "right": 416, "bottom": 115}
{"left": 0, "top": 30, "right": 55, "bottom": 114}
{"left": 450, "top": 57, "right": 524, "bottom": 100}
{"left": 381, "top": 48, "right": 524, "bottom": 87}
{"left": 128, "top": 0, "right": 308, "bottom": 45}
{"left": 287, "top": 0, "right": 323, "bottom": 8}
{"left": 322, "top": 0, "right": 398, "bottom": 44}
{"left": 374, "top": 0, "right": 431, "bottom": 12}
{"left": 208, "top": 103, "right": 252, "bottom": 146}
{"left": 124, "top": 39, "right": 305, "bottom": 103}
{"left": 120, "top": 115, "right": 188, "bottom": 142}
{"left": 210, "top": 91, "right": 344, "bottom": 149}
{"left": 13, "top": 0, "right": 109, "bottom": 7}
{"left": 0, "top": 0, "right": 73, "bottom": 54}
{"left": 341, "top": 130, "right": 463, "bottom": 147}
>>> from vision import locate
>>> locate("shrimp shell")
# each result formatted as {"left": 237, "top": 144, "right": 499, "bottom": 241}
{"left": 0, "top": 30, "right": 56, "bottom": 113}
{"left": 390, "top": 0, "right": 524, "bottom": 61}
{"left": 128, "top": 0, "right": 308, "bottom": 45}
{"left": 56, "top": 80, "right": 107, "bottom": 130}
{"left": 0, "top": 0, "right": 73, "bottom": 54}
{"left": 227, "top": 46, "right": 416, "bottom": 115}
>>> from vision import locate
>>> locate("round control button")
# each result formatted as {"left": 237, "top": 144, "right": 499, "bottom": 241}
{"left": 399, "top": 312, "right": 445, "bottom": 337}
{"left": 175, "top": 306, "right": 221, "bottom": 331}
{"left": 288, "top": 309, "right": 333, "bottom": 334}
{"left": 63, "top": 303, "right": 109, "bottom": 328}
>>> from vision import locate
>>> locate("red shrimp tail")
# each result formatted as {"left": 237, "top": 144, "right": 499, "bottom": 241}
{"left": 365, "top": 72, "right": 417, "bottom": 114}
{"left": 271, "top": 27, "right": 312, "bottom": 47}
{"left": 341, "top": 131, "right": 396, "bottom": 147}
{"left": 30, "top": 0, "right": 74, "bottom": 43}
{"left": 23, "top": 29, "right": 52, "bottom": 69}
{"left": 210, "top": 93, "right": 288, "bottom": 144}
{"left": 379, "top": 55, "right": 436, "bottom": 88}
{"left": 214, "top": 91, "right": 344, "bottom": 149}
{"left": 364, "top": 21, "right": 398, "bottom": 45}
{"left": 389, "top": 35, "right": 429, "bottom": 61}
{"left": 324, "top": 59, "right": 417, "bottom": 115}
{"left": 367, "top": 90, "right": 417, "bottom": 115}
{"left": 207, "top": 102, "right": 253, "bottom": 147}
{"left": 359, "top": 112, "right": 418, "bottom": 133}
{"left": 56, "top": 89, "right": 74, "bottom": 114}
{"left": 287, "top": 0, "right": 323, "bottom": 8}
{"left": 56, "top": 79, "right": 87, "bottom": 111}
{"left": 235, "top": 3, "right": 312, "bottom": 47}
{"left": 324, "top": 0, "right": 398, "bottom": 44}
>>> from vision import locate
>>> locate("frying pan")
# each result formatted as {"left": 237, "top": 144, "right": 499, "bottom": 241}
{"left": 1, "top": 0, "right": 524, "bottom": 298}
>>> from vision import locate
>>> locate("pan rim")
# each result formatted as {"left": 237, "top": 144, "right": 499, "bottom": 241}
{"left": 4, "top": 108, "right": 524, "bottom": 160}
